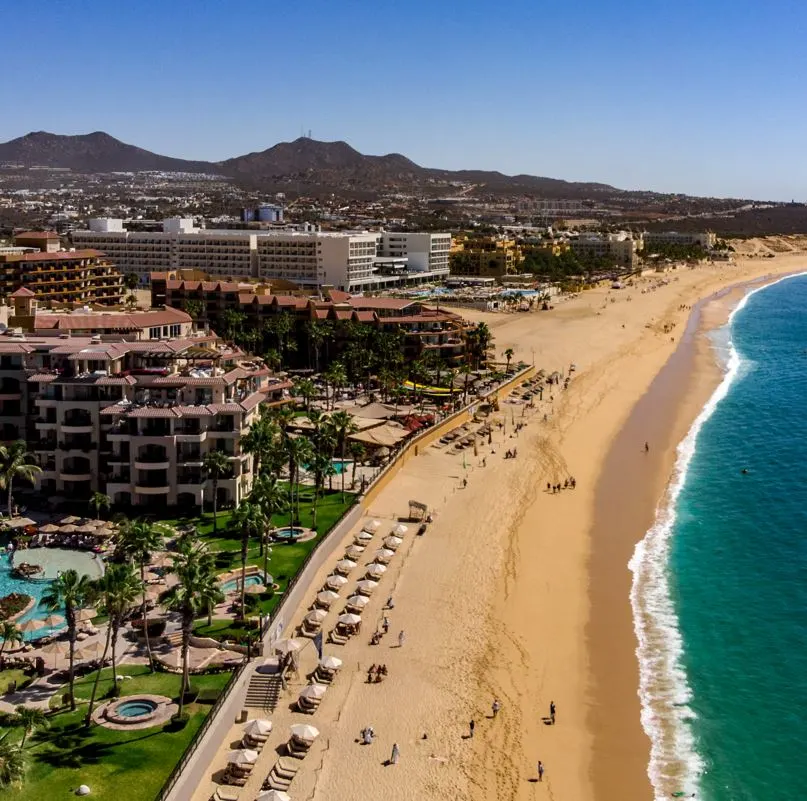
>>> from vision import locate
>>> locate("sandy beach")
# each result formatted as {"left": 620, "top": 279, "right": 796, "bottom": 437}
{"left": 191, "top": 248, "right": 807, "bottom": 801}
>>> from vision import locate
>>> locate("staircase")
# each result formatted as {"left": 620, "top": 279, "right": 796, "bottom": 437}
{"left": 163, "top": 632, "right": 183, "bottom": 647}
{"left": 244, "top": 672, "right": 283, "bottom": 711}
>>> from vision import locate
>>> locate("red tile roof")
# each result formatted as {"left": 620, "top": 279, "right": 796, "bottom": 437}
{"left": 10, "top": 287, "right": 35, "bottom": 297}
{"left": 347, "top": 297, "right": 416, "bottom": 310}
{"left": 16, "top": 249, "right": 105, "bottom": 262}
{"left": 14, "top": 231, "right": 58, "bottom": 239}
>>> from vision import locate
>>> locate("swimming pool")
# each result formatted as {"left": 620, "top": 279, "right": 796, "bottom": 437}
{"left": 0, "top": 547, "right": 104, "bottom": 639}
{"left": 272, "top": 526, "right": 304, "bottom": 542}
{"left": 220, "top": 573, "right": 271, "bottom": 592}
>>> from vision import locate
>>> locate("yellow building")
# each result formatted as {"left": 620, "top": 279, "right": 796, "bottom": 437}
{"left": 450, "top": 235, "right": 521, "bottom": 277}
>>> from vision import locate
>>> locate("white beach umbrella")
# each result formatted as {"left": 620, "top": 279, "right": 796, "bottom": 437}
{"left": 362, "top": 519, "right": 381, "bottom": 533}
{"left": 42, "top": 614, "right": 65, "bottom": 628}
{"left": 325, "top": 574, "right": 348, "bottom": 590}
{"left": 40, "top": 640, "right": 68, "bottom": 655}
{"left": 244, "top": 719, "right": 273, "bottom": 737}
{"left": 365, "top": 563, "right": 386, "bottom": 579}
{"left": 375, "top": 548, "right": 395, "bottom": 563}
{"left": 355, "top": 531, "right": 374, "bottom": 543}
{"left": 316, "top": 590, "right": 339, "bottom": 607}
{"left": 75, "top": 641, "right": 105, "bottom": 660}
{"left": 299, "top": 683, "right": 327, "bottom": 701}
{"left": 39, "top": 523, "right": 59, "bottom": 534}
{"left": 334, "top": 559, "right": 357, "bottom": 575}
{"left": 256, "top": 791, "right": 291, "bottom": 801}
{"left": 345, "top": 595, "right": 369, "bottom": 609}
{"left": 392, "top": 523, "right": 409, "bottom": 536}
{"left": 383, "top": 535, "right": 403, "bottom": 550}
{"left": 289, "top": 723, "right": 320, "bottom": 742}
{"left": 227, "top": 748, "right": 258, "bottom": 765}
{"left": 18, "top": 619, "right": 45, "bottom": 633}
{"left": 274, "top": 638, "right": 305, "bottom": 656}
{"left": 305, "top": 609, "right": 327, "bottom": 625}
{"left": 355, "top": 580, "right": 378, "bottom": 595}
{"left": 319, "top": 655, "right": 343, "bottom": 671}
{"left": 345, "top": 545, "right": 365, "bottom": 559}
{"left": 337, "top": 613, "right": 362, "bottom": 626}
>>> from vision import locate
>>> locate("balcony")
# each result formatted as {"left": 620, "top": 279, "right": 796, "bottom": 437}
{"left": 0, "top": 393, "right": 22, "bottom": 401}
{"left": 60, "top": 471, "right": 92, "bottom": 482}
{"left": 134, "top": 459, "right": 170, "bottom": 471}
{"left": 134, "top": 484, "right": 170, "bottom": 495}
{"left": 35, "top": 419, "right": 58, "bottom": 430}
{"left": 60, "top": 423, "right": 94, "bottom": 434}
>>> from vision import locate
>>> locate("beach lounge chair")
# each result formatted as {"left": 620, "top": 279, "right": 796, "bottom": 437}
{"left": 328, "top": 630, "right": 348, "bottom": 645}
{"left": 285, "top": 739, "right": 311, "bottom": 759}
{"left": 212, "top": 787, "right": 240, "bottom": 801}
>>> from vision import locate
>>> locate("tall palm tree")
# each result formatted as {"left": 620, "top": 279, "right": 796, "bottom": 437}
{"left": 13, "top": 706, "right": 48, "bottom": 748}
{"left": 249, "top": 474, "right": 287, "bottom": 580}
{"left": 504, "top": 348, "right": 515, "bottom": 372}
{"left": 115, "top": 519, "right": 161, "bottom": 672}
{"left": 230, "top": 501, "right": 266, "bottom": 618}
{"left": 349, "top": 442, "right": 366, "bottom": 489}
{"left": 0, "top": 622, "right": 22, "bottom": 659}
{"left": 284, "top": 436, "right": 313, "bottom": 526}
{"left": 241, "top": 415, "right": 278, "bottom": 477}
{"left": 166, "top": 542, "right": 222, "bottom": 716}
{"left": 0, "top": 441, "right": 41, "bottom": 517}
{"left": 85, "top": 563, "right": 141, "bottom": 724}
{"left": 329, "top": 411, "right": 358, "bottom": 500}
{"left": 294, "top": 378, "right": 317, "bottom": 411}
{"left": 203, "top": 449, "right": 231, "bottom": 532}
{"left": 88, "top": 491, "right": 111, "bottom": 520}
{"left": 0, "top": 741, "right": 25, "bottom": 787}
{"left": 41, "top": 569, "right": 93, "bottom": 711}
{"left": 323, "top": 361, "right": 347, "bottom": 410}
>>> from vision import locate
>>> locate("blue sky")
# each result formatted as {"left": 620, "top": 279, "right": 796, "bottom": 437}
{"left": 3, "top": 0, "right": 807, "bottom": 200}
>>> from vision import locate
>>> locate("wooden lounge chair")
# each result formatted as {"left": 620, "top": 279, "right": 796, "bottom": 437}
{"left": 264, "top": 774, "right": 291, "bottom": 792}
{"left": 328, "top": 630, "right": 348, "bottom": 645}
{"left": 212, "top": 788, "right": 240, "bottom": 801}
{"left": 285, "top": 740, "right": 310, "bottom": 759}
{"left": 222, "top": 773, "right": 247, "bottom": 787}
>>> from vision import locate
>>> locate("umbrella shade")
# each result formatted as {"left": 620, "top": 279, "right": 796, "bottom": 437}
{"left": 59, "top": 525, "right": 78, "bottom": 533}
{"left": 365, "top": 564, "right": 387, "bottom": 578}
{"left": 76, "top": 524, "right": 96, "bottom": 534}
{"left": 244, "top": 719, "right": 273, "bottom": 737}
{"left": 383, "top": 535, "right": 403, "bottom": 549}
{"left": 345, "top": 595, "right": 369, "bottom": 609}
{"left": 299, "top": 683, "right": 327, "bottom": 701}
{"left": 75, "top": 641, "right": 105, "bottom": 660}
{"left": 362, "top": 519, "right": 381, "bottom": 533}
{"left": 316, "top": 590, "right": 339, "bottom": 606}
{"left": 227, "top": 748, "right": 258, "bottom": 765}
{"left": 40, "top": 640, "right": 68, "bottom": 655}
{"left": 76, "top": 608, "right": 98, "bottom": 622}
{"left": 392, "top": 524, "right": 409, "bottom": 536}
{"left": 319, "top": 655, "right": 342, "bottom": 671}
{"left": 305, "top": 609, "right": 327, "bottom": 625}
{"left": 289, "top": 723, "right": 320, "bottom": 742}
{"left": 337, "top": 613, "right": 362, "bottom": 626}
{"left": 245, "top": 584, "right": 266, "bottom": 595}
{"left": 355, "top": 580, "right": 378, "bottom": 595}
{"left": 94, "top": 527, "right": 114, "bottom": 539}
{"left": 344, "top": 545, "right": 365, "bottom": 559}
{"left": 88, "top": 519, "right": 106, "bottom": 527}
{"left": 274, "top": 638, "right": 305, "bottom": 656}
{"left": 375, "top": 548, "right": 395, "bottom": 561}
{"left": 39, "top": 524, "right": 59, "bottom": 533}
{"left": 59, "top": 516, "right": 80, "bottom": 524}
{"left": 355, "top": 532, "right": 374, "bottom": 543}
{"left": 18, "top": 619, "right": 46, "bottom": 633}
{"left": 325, "top": 575, "right": 348, "bottom": 589}
{"left": 256, "top": 791, "right": 291, "bottom": 801}
{"left": 42, "top": 614, "right": 65, "bottom": 627}
{"left": 334, "top": 559, "right": 356, "bottom": 574}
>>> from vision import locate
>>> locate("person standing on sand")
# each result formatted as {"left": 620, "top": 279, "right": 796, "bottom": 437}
{"left": 469, "top": 720, "right": 475, "bottom": 738}
{"left": 398, "top": 630, "right": 406, "bottom": 647}
{"left": 390, "top": 742, "right": 400, "bottom": 765}
{"left": 550, "top": 700, "right": 556, "bottom": 724}
{"left": 537, "top": 761, "right": 544, "bottom": 781}
{"left": 645, "top": 441, "right": 650, "bottom": 453}
{"left": 492, "top": 699, "right": 501, "bottom": 718}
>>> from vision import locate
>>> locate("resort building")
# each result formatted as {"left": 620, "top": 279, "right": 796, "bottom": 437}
{"left": 72, "top": 219, "right": 451, "bottom": 292}
{"left": 0, "top": 301, "right": 290, "bottom": 511}
{"left": 449, "top": 235, "right": 522, "bottom": 277}
{"left": 568, "top": 232, "right": 641, "bottom": 268}
{"left": 642, "top": 231, "right": 716, "bottom": 249}
{"left": 0, "top": 242, "right": 124, "bottom": 307}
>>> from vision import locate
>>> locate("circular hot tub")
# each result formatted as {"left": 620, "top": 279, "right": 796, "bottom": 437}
{"left": 95, "top": 694, "right": 176, "bottom": 729}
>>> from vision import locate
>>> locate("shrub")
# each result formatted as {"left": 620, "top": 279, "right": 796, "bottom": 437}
{"left": 164, "top": 713, "right": 189, "bottom": 732}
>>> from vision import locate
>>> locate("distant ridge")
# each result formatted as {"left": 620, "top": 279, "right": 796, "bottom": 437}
{"left": 0, "top": 129, "right": 621, "bottom": 198}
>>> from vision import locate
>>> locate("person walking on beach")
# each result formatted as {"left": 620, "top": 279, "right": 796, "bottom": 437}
{"left": 398, "top": 630, "right": 406, "bottom": 648}
{"left": 390, "top": 742, "right": 400, "bottom": 765}
{"left": 550, "top": 700, "right": 556, "bottom": 725}
{"left": 382, "top": 616, "right": 390, "bottom": 634}
{"left": 537, "top": 761, "right": 544, "bottom": 782}
{"left": 645, "top": 441, "right": 650, "bottom": 453}
{"left": 492, "top": 699, "right": 501, "bottom": 718}
{"left": 469, "top": 719, "right": 475, "bottom": 738}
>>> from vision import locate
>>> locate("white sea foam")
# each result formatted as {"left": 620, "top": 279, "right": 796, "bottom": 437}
{"left": 628, "top": 272, "right": 807, "bottom": 799}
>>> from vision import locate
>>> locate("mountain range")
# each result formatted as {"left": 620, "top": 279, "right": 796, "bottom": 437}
{"left": 0, "top": 130, "right": 620, "bottom": 199}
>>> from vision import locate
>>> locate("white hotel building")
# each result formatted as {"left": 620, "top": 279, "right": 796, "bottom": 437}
{"left": 73, "top": 219, "right": 451, "bottom": 292}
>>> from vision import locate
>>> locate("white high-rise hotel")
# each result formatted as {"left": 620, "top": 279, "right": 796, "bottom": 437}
{"left": 73, "top": 219, "right": 451, "bottom": 292}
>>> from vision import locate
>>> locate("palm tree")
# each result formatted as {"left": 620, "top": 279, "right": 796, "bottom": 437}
{"left": 284, "top": 435, "right": 313, "bottom": 526}
{"left": 88, "top": 491, "right": 111, "bottom": 520}
{"left": 0, "top": 622, "right": 22, "bottom": 659}
{"left": 41, "top": 569, "right": 93, "bottom": 711}
{"left": 294, "top": 378, "right": 317, "bottom": 411}
{"left": 329, "top": 411, "right": 358, "bottom": 500}
{"left": 0, "top": 741, "right": 25, "bottom": 787}
{"left": 349, "top": 442, "right": 365, "bottom": 488}
{"left": 323, "top": 361, "right": 347, "bottom": 410}
{"left": 203, "top": 449, "right": 230, "bottom": 532}
{"left": 0, "top": 441, "right": 41, "bottom": 517}
{"left": 166, "top": 542, "right": 222, "bottom": 716}
{"left": 115, "top": 519, "right": 161, "bottom": 671}
{"left": 504, "top": 347, "right": 515, "bottom": 372}
{"left": 124, "top": 273, "right": 139, "bottom": 291}
{"left": 84, "top": 563, "right": 141, "bottom": 724}
{"left": 249, "top": 474, "right": 287, "bottom": 580}
{"left": 230, "top": 501, "right": 266, "bottom": 618}
{"left": 13, "top": 706, "right": 48, "bottom": 748}
{"left": 241, "top": 415, "right": 278, "bottom": 477}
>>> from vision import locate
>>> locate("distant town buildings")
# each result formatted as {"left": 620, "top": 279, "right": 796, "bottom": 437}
{"left": 568, "top": 232, "right": 640, "bottom": 268}
{"left": 642, "top": 231, "right": 716, "bottom": 249}
{"left": 72, "top": 218, "right": 450, "bottom": 292}
{"left": 241, "top": 203, "right": 284, "bottom": 223}
{"left": 0, "top": 230, "right": 124, "bottom": 306}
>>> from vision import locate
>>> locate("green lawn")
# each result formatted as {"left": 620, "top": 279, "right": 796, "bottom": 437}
{"left": 161, "top": 487, "right": 354, "bottom": 635}
{"left": 0, "top": 668, "right": 31, "bottom": 694}
{"left": 4, "top": 665, "right": 231, "bottom": 801}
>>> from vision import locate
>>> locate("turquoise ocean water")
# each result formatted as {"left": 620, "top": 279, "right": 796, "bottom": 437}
{"left": 630, "top": 273, "right": 807, "bottom": 800}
